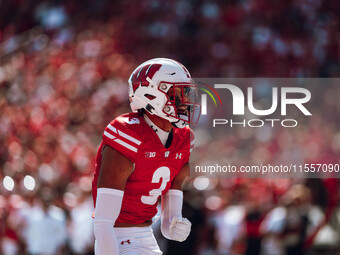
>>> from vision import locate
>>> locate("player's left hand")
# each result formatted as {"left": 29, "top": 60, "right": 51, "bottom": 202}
{"left": 169, "top": 216, "right": 191, "bottom": 242}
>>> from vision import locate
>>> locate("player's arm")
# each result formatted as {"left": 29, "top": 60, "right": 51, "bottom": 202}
{"left": 97, "top": 145, "right": 134, "bottom": 190}
{"left": 94, "top": 145, "right": 134, "bottom": 255}
{"left": 161, "top": 163, "right": 192, "bottom": 242}
{"left": 170, "top": 162, "right": 190, "bottom": 190}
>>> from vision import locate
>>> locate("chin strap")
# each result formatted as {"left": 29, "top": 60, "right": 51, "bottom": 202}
{"left": 171, "top": 114, "right": 188, "bottom": 129}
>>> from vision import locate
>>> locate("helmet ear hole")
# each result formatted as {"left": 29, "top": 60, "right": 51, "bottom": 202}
{"left": 144, "top": 94, "right": 156, "bottom": 100}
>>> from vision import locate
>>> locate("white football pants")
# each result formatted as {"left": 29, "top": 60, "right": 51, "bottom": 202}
{"left": 95, "top": 226, "right": 163, "bottom": 255}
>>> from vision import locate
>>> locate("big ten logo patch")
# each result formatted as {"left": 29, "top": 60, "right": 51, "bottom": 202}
{"left": 145, "top": 152, "right": 156, "bottom": 158}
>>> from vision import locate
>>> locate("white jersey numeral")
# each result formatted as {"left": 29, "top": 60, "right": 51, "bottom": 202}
{"left": 141, "top": 166, "right": 170, "bottom": 205}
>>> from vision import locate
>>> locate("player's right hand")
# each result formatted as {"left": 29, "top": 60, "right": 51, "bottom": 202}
{"left": 169, "top": 216, "right": 191, "bottom": 242}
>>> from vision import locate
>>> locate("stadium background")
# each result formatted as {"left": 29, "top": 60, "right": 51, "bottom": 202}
{"left": 0, "top": 0, "right": 340, "bottom": 254}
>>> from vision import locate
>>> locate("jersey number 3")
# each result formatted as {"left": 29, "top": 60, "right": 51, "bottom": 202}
{"left": 141, "top": 167, "right": 170, "bottom": 205}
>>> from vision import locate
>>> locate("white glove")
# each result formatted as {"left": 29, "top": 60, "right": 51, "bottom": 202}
{"left": 161, "top": 189, "right": 191, "bottom": 242}
{"left": 169, "top": 216, "right": 191, "bottom": 242}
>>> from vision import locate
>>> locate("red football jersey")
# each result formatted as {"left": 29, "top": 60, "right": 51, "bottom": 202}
{"left": 92, "top": 112, "right": 194, "bottom": 224}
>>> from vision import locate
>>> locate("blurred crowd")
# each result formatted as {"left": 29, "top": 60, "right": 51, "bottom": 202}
{"left": 1, "top": 0, "right": 340, "bottom": 254}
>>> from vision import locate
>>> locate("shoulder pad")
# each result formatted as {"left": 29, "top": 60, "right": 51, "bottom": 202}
{"left": 102, "top": 113, "right": 143, "bottom": 162}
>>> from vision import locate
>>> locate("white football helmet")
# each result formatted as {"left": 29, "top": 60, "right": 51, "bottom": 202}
{"left": 128, "top": 58, "right": 200, "bottom": 128}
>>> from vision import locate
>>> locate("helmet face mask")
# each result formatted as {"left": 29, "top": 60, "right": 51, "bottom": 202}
{"left": 128, "top": 58, "right": 200, "bottom": 128}
{"left": 160, "top": 82, "right": 200, "bottom": 127}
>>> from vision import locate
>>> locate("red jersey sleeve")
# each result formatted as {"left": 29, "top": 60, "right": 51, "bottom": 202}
{"left": 102, "top": 116, "right": 142, "bottom": 162}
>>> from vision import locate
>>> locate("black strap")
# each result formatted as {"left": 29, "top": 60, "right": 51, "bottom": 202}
{"left": 165, "top": 129, "right": 173, "bottom": 148}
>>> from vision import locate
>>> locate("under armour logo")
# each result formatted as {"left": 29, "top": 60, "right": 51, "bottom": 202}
{"left": 121, "top": 239, "right": 131, "bottom": 245}
{"left": 176, "top": 153, "right": 182, "bottom": 159}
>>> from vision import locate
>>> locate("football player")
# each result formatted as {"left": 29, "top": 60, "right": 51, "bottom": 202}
{"left": 92, "top": 58, "right": 200, "bottom": 254}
